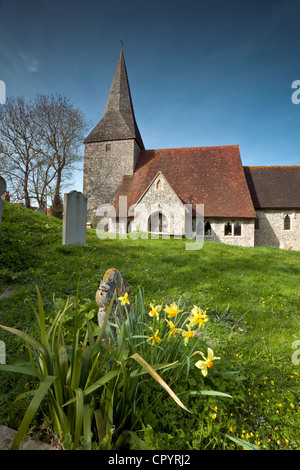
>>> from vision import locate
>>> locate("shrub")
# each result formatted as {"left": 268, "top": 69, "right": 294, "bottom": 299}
{"left": 0, "top": 286, "right": 191, "bottom": 450}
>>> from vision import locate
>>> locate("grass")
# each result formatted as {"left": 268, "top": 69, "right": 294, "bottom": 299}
{"left": 0, "top": 201, "right": 299, "bottom": 449}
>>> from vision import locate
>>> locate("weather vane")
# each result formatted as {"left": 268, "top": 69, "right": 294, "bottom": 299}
{"left": 120, "top": 40, "right": 124, "bottom": 50}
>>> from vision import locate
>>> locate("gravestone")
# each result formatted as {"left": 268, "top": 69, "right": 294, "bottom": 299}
{"left": 0, "top": 176, "right": 6, "bottom": 227}
{"left": 62, "top": 191, "right": 87, "bottom": 245}
{"left": 96, "top": 268, "right": 131, "bottom": 340}
{"left": 0, "top": 425, "right": 53, "bottom": 450}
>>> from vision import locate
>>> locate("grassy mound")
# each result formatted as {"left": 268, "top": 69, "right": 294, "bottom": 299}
{"left": 0, "top": 201, "right": 299, "bottom": 449}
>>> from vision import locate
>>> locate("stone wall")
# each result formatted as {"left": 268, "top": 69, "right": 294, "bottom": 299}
{"left": 107, "top": 173, "right": 255, "bottom": 246}
{"left": 83, "top": 139, "right": 141, "bottom": 224}
{"left": 202, "top": 218, "right": 255, "bottom": 247}
{"left": 132, "top": 173, "right": 185, "bottom": 236}
{"left": 254, "top": 210, "right": 300, "bottom": 250}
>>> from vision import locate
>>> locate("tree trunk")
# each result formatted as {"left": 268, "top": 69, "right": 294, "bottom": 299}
{"left": 51, "top": 171, "right": 63, "bottom": 219}
{"left": 24, "top": 172, "right": 31, "bottom": 208}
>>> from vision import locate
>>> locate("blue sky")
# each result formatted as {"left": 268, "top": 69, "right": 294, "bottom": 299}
{"left": 1, "top": 0, "right": 300, "bottom": 193}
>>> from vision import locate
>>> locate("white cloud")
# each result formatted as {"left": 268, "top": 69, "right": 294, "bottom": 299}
{"left": 17, "top": 51, "right": 40, "bottom": 73}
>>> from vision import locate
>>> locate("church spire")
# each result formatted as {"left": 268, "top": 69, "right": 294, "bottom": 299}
{"left": 84, "top": 49, "right": 144, "bottom": 149}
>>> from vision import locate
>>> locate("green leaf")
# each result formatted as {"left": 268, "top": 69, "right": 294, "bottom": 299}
{"left": 10, "top": 376, "right": 56, "bottom": 450}
{"left": 0, "top": 364, "right": 38, "bottom": 377}
{"left": 36, "top": 285, "right": 49, "bottom": 350}
{"left": 226, "top": 434, "right": 261, "bottom": 450}
{"left": 83, "top": 404, "right": 92, "bottom": 450}
{"left": 129, "top": 353, "right": 191, "bottom": 413}
{"left": 70, "top": 346, "right": 84, "bottom": 390}
{"left": 63, "top": 369, "right": 120, "bottom": 407}
{"left": 94, "top": 409, "right": 106, "bottom": 444}
{"left": 73, "top": 388, "right": 84, "bottom": 449}
{"left": 0, "top": 324, "right": 47, "bottom": 357}
{"left": 189, "top": 390, "right": 232, "bottom": 398}
{"left": 85, "top": 314, "right": 95, "bottom": 347}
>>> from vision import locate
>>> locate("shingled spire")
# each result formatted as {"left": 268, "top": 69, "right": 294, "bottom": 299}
{"left": 84, "top": 49, "right": 144, "bottom": 149}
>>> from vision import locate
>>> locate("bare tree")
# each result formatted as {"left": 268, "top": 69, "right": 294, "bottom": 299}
{"left": 34, "top": 94, "right": 88, "bottom": 218}
{"left": 0, "top": 94, "right": 88, "bottom": 215}
{"left": 0, "top": 97, "right": 40, "bottom": 207}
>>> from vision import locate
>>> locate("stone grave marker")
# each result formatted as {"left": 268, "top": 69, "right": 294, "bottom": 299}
{"left": 0, "top": 176, "right": 6, "bottom": 227}
{"left": 96, "top": 268, "right": 131, "bottom": 341}
{"left": 62, "top": 190, "right": 87, "bottom": 245}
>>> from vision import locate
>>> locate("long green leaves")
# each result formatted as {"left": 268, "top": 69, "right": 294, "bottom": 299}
{"left": 130, "top": 353, "right": 191, "bottom": 413}
{"left": 10, "top": 376, "right": 56, "bottom": 450}
{"left": 0, "top": 286, "right": 120, "bottom": 449}
{"left": 0, "top": 285, "right": 213, "bottom": 450}
{"left": 225, "top": 434, "right": 261, "bottom": 450}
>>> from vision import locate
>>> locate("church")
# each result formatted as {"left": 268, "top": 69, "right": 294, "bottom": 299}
{"left": 83, "top": 49, "right": 300, "bottom": 250}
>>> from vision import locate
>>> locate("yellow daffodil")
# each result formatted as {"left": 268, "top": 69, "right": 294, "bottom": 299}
{"left": 147, "top": 329, "right": 162, "bottom": 346}
{"left": 182, "top": 324, "right": 195, "bottom": 346}
{"left": 195, "top": 347, "right": 220, "bottom": 376}
{"left": 167, "top": 320, "right": 181, "bottom": 338}
{"left": 188, "top": 305, "right": 209, "bottom": 328}
{"left": 149, "top": 303, "right": 162, "bottom": 320}
{"left": 164, "top": 302, "right": 182, "bottom": 318}
{"left": 118, "top": 292, "right": 130, "bottom": 306}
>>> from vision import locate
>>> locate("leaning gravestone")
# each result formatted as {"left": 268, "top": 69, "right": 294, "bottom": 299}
{"left": 96, "top": 268, "right": 131, "bottom": 341}
{"left": 62, "top": 190, "right": 87, "bottom": 245}
{"left": 0, "top": 176, "right": 6, "bottom": 228}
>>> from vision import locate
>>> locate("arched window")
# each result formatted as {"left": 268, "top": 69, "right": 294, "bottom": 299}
{"left": 255, "top": 216, "right": 259, "bottom": 230}
{"left": 196, "top": 221, "right": 204, "bottom": 236}
{"left": 234, "top": 221, "right": 241, "bottom": 236}
{"left": 284, "top": 214, "right": 291, "bottom": 231}
{"left": 156, "top": 179, "right": 163, "bottom": 191}
{"left": 204, "top": 221, "right": 211, "bottom": 236}
{"left": 224, "top": 222, "right": 232, "bottom": 236}
{"left": 127, "top": 220, "right": 133, "bottom": 233}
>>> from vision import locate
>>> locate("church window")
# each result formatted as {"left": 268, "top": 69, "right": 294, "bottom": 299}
{"left": 284, "top": 214, "right": 291, "bottom": 230}
{"left": 234, "top": 222, "right": 241, "bottom": 236}
{"left": 224, "top": 222, "right": 232, "bottom": 236}
{"left": 255, "top": 216, "right": 259, "bottom": 230}
{"left": 196, "top": 221, "right": 204, "bottom": 236}
{"left": 156, "top": 179, "right": 163, "bottom": 191}
{"left": 127, "top": 220, "right": 133, "bottom": 233}
{"left": 205, "top": 221, "right": 211, "bottom": 236}
{"left": 148, "top": 211, "right": 168, "bottom": 233}
{"left": 106, "top": 143, "right": 111, "bottom": 151}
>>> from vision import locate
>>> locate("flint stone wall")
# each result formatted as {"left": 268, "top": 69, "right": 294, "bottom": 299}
{"left": 83, "top": 139, "right": 141, "bottom": 224}
{"left": 254, "top": 210, "right": 300, "bottom": 250}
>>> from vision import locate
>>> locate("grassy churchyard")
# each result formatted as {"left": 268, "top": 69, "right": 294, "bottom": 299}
{"left": 0, "top": 201, "right": 299, "bottom": 450}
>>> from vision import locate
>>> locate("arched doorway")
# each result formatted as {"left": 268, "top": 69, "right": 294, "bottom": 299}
{"left": 148, "top": 211, "right": 168, "bottom": 233}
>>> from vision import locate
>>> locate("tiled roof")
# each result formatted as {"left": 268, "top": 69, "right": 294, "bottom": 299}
{"left": 112, "top": 145, "right": 256, "bottom": 218}
{"left": 244, "top": 166, "right": 300, "bottom": 209}
{"left": 84, "top": 50, "right": 144, "bottom": 149}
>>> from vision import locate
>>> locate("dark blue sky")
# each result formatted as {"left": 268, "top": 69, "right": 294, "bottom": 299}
{"left": 1, "top": 0, "right": 300, "bottom": 192}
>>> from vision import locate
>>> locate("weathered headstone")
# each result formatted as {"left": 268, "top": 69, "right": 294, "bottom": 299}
{"left": 0, "top": 425, "right": 53, "bottom": 450}
{"left": 96, "top": 268, "right": 131, "bottom": 340}
{"left": 0, "top": 176, "right": 6, "bottom": 228}
{"left": 62, "top": 191, "right": 87, "bottom": 245}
